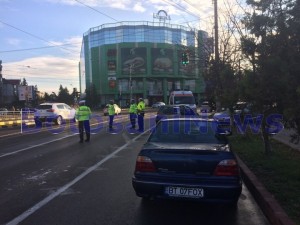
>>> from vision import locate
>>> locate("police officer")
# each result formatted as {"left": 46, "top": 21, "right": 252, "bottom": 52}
{"left": 75, "top": 100, "right": 92, "bottom": 143}
{"left": 129, "top": 99, "right": 137, "bottom": 129}
{"left": 137, "top": 98, "right": 145, "bottom": 132}
{"left": 108, "top": 100, "right": 115, "bottom": 130}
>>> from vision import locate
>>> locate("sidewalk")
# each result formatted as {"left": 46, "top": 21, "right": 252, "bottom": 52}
{"left": 272, "top": 128, "right": 300, "bottom": 151}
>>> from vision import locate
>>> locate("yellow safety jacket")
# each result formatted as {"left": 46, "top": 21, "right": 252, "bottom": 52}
{"left": 108, "top": 104, "right": 115, "bottom": 116}
{"left": 137, "top": 101, "right": 145, "bottom": 113}
{"left": 76, "top": 106, "right": 91, "bottom": 121}
{"left": 129, "top": 103, "right": 137, "bottom": 114}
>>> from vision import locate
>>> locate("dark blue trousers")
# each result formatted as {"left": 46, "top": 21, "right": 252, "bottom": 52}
{"left": 78, "top": 120, "right": 90, "bottom": 141}
{"left": 138, "top": 114, "right": 144, "bottom": 132}
{"left": 109, "top": 115, "right": 114, "bottom": 129}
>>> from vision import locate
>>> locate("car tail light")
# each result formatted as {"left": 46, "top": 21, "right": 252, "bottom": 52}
{"left": 47, "top": 109, "right": 54, "bottom": 112}
{"left": 213, "top": 159, "right": 240, "bottom": 176}
{"left": 135, "top": 156, "right": 156, "bottom": 173}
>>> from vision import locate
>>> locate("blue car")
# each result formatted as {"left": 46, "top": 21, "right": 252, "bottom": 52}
{"left": 132, "top": 118, "right": 242, "bottom": 205}
{"left": 213, "top": 109, "right": 232, "bottom": 134}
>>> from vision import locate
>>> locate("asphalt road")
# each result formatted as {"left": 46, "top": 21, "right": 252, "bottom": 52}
{"left": 0, "top": 113, "right": 270, "bottom": 225}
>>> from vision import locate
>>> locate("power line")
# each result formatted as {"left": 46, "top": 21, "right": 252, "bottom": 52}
{"left": 1, "top": 1, "right": 211, "bottom": 55}
{"left": 161, "top": 0, "right": 200, "bottom": 20}
{"left": 0, "top": 20, "right": 78, "bottom": 54}
{"left": 1, "top": 18, "right": 203, "bottom": 55}
{"left": 0, "top": 42, "right": 81, "bottom": 53}
{"left": 73, "top": 0, "right": 118, "bottom": 22}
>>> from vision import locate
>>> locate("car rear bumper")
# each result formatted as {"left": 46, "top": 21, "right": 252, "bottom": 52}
{"left": 34, "top": 116, "right": 58, "bottom": 122}
{"left": 132, "top": 177, "right": 242, "bottom": 203}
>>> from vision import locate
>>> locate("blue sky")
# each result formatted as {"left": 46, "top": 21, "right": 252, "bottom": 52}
{"left": 0, "top": 0, "right": 219, "bottom": 94}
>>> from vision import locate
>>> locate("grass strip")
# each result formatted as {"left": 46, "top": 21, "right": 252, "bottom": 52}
{"left": 229, "top": 133, "right": 300, "bottom": 225}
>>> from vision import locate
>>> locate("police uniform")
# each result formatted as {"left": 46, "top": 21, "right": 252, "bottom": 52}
{"left": 75, "top": 101, "right": 92, "bottom": 143}
{"left": 129, "top": 99, "right": 137, "bottom": 129}
{"left": 137, "top": 98, "right": 145, "bottom": 132}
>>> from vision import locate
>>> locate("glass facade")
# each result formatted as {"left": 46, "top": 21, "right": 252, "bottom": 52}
{"left": 85, "top": 22, "right": 196, "bottom": 48}
{"left": 80, "top": 21, "right": 207, "bottom": 107}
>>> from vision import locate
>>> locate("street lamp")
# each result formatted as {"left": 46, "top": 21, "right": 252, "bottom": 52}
{"left": 129, "top": 64, "right": 134, "bottom": 100}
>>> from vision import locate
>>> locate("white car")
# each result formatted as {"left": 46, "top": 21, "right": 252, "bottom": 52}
{"left": 151, "top": 102, "right": 165, "bottom": 108}
{"left": 34, "top": 102, "right": 76, "bottom": 125}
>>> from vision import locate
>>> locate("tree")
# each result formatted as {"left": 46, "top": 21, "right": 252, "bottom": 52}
{"left": 20, "top": 78, "right": 28, "bottom": 86}
{"left": 240, "top": 0, "right": 299, "bottom": 154}
{"left": 57, "top": 85, "right": 73, "bottom": 105}
{"left": 202, "top": 0, "right": 244, "bottom": 110}
{"left": 204, "top": 60, "right": 239, "bottom": 111}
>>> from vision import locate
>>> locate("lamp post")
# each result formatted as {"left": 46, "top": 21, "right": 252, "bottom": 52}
{"left": 129, "top": 64, "right": 134, "bottom": 101}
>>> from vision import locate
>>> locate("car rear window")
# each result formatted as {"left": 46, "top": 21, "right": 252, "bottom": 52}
{"left": 158, "top": 106, "right": 179, "bottom": 115}
{"left": 37, "top": 105, "right": 52, "bottom": 109}
{"left": 150, "top": 120, "right": 227, "bottom": 144}
{"left": 56, "top": 105, "right": 65, "bottom": 109}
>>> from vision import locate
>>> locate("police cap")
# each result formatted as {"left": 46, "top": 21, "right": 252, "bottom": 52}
{"left": 79, "top": 100, "right": 85, "bottom": 105}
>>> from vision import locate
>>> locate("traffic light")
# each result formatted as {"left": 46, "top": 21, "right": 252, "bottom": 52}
{"left": 181, "top": 52, "right": 189, "bottom": 65}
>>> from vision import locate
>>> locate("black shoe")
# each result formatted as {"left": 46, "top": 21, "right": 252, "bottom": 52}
{"left": 85, "top": 139, "right": 90, "bottom": 142}
{"left": 79, "top": 140, "right": 83, "bottom": 143}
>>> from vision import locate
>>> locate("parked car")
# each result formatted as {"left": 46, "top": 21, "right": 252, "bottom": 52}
{"left": 151, "top": 102, "right": 165, "bottom": 108}
{"left": 213, "top": 108, "right": 232, "bottom": 134}
{"left": 103, "top": 104, "right": 121, "bottom": 116}
{"left": 0, "top": 108, "right": 8, "bottom": 115}
{"left": 233, "top": 101, "right": 252, "bottom": 116}
{"left": 34, "top": 103, "right": 76, "bottom": 126}
{"left": 132, "top": 118, "right": 242, "bottom": 205}
{"left": 200, "top": 101, "right": 213, "bottom": 113}
{"left": 155, "top": 105, "right": 198, "bottom": 124}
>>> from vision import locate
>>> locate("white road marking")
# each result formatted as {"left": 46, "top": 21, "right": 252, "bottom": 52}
{"left": 6, "top": 131, "right": 145, "bottom": 225}
{"left": 0, "top": 134, "right": 76, "bottom": 158}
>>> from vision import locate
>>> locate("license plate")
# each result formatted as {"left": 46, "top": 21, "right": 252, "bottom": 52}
{"left": 165, "top": 186, "right": 204, "bottom": 198}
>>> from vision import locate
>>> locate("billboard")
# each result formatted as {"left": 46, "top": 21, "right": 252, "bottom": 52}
{"left": 18, "top": 86, "right": 33, "bottom": 101}
{"left": 151, "top": 48, "right": 173, "bottom": 75}
{"left": 121, "top": 47, "right": 147, "bottom": 75}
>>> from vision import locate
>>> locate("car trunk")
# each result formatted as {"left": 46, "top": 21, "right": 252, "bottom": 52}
{"left": 142, "top": 143, "right": 231, "bottom": 175}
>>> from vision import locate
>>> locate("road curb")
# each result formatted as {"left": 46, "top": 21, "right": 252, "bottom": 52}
{"left": 237, "top": 155, "right": 296, "bottom": 225}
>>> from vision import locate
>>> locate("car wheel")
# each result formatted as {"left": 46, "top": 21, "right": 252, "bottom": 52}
{"left": 56, "top": 116, "right": 63, "bottom": 125}
{"left": 34, "top": 119, "right": 42, "bottom": 127}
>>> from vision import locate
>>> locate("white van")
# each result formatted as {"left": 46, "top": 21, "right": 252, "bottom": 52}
{"left": 168, "top": 90, "right": 196, "bottom": 111}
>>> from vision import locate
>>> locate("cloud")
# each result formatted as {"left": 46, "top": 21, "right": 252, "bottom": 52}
{"left": 46, "top": 36, "right": 82, "bottom": 59}
{"left": 6, "top": 38, "right": 21, "bottom": 46}
{"left": 133, "top": 2, "right": 146, "bottom": 12}
{"left": 3, "top": 36, "right": 81, "bottom": 94}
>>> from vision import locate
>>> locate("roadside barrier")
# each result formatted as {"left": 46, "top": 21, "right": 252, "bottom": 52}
{"left": 0, "top": 111, "right": 35, "bottom": 128}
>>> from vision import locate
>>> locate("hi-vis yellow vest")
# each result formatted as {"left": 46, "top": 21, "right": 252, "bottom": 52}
{"left": 76, "top": 106, "right": 91, "bottom": 121}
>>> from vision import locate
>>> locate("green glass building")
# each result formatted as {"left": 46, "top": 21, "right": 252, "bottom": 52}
{"left": 79, "top": 20, "right": 209, "bottom": 107}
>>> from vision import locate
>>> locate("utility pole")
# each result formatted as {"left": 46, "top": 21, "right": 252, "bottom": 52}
{"left": 214, "top": 0, "right": 221, "bottom": 111}
{"left": 214, "top": 0, "right": 219, "bottom": 62}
